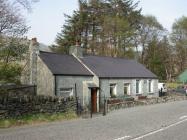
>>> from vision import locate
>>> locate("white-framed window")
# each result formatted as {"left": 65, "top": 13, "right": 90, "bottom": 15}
{"left": 148, "top": 80, "right": 152, "bottom": 93}
{"left": 124, "top": 83, "right": 130, "bottom": 95}
{"left": 59, "top": 88, "right": 73, "bottom": 97}
{"left": 136, "top": 80, "right": 140, "bottom": 94}
{"left": 110, "top": 83, "right": 117, "bottom": 98}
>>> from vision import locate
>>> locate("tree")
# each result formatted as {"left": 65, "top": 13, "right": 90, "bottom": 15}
{"left": 142, "top": 36, "right": 172, "bottom": 81}
{"left": 143, "top": 37, "right": 163, "bottom": 80}
{"left": 0, "top": 0, "right": 37, "bottom": 83}
{"left": 133, "top": 15, "right": 165, "bottom": 64}
{"left": 159, "top": 37, "right": 174, "bottom": 81}
{"left": 171, "top": 16, "right": 187, "bottom": 74}
{"left": 53, "top": 0, "right": 141, "bottom": 58}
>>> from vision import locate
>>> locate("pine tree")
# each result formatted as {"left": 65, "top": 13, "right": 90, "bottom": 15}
{"left": 53, "top": 0, "right": 141, "bottom": 57}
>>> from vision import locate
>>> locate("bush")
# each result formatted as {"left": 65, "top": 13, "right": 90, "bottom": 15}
{"left": 166, "top": 82, "right": 183, "bottom": 89}
{"left": 0, "top": 62, "right": 21, "bottom": 84}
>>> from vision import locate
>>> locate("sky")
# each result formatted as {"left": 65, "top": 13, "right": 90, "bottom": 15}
{"left": 25, "top": 0, "right": 187, "bottom": 45}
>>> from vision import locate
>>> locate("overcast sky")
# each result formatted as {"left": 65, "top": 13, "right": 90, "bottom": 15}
{"left": 25, "top": 0, "right": 187, "bottom": 45}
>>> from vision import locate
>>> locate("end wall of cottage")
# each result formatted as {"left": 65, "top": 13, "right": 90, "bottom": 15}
{"left": 55, "top": 76, "right": 93, "bottom": 109}
{"left": 37, "top": 57, "right": 55, "bottom": 96}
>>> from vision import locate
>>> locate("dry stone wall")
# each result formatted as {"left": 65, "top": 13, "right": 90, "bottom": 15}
{"left": 0, "top": 94, "right": 76, "bottom": 119}
{"left": 107, "top": 95, "right": 187, "bottom": 112}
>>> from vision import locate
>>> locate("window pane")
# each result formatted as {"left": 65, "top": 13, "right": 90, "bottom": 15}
{"left": 149, "top": 80, "right": 152, "bottom": 92}
{"left": 110, "top": 84, "right": 116, "bottom": 98}
{"left": 124, "top": 83, "right": 130, "bottom": 95}
{"left": 59, "top": 88, "right": 73, "bottom": 97}
{"left": 136, "top": 80, "right": 139, "bottom": 93}
{"left": 124, "top": 86, "right": 128, "bottom": 95}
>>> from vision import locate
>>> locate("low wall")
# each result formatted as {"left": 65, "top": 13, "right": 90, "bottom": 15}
{"left": 0, "top": 94, "right": 76, "bottom": 119}
{"left": 107, "top": 95, "right": 187, "bottom": 112}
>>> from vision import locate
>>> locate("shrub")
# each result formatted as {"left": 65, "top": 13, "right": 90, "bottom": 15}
{"left": 166, "top": 82, "right": 183, "bottom": 89}
{"left": 0, "top": 62, "right": 21, "bottom": 84}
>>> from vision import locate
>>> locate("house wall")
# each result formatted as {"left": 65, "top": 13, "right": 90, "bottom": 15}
{"left": 37, "top": 57, "right": 55, "bottom": 96}
{"left": 152, "top": 79, "right": 159, "bottom": 97}
{"left": 55, "top": 76, "right": 93, "bottom": 108}
{"left": 99, "top": 78, "right": 159, "bottom": 100}
{"left": 65, "top": 54, "right": 100, "bottom": 110}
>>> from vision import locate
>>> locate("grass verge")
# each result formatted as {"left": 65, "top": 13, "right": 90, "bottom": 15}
{"left": 166, "top": 82, "right": 183, "bottom": 89}
{"left": 0, "top": 111, "right": 77, "bottom": 128}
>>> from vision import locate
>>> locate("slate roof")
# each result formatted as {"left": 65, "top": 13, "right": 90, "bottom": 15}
{"left": 81, "top": 55, "right": 157, "bottom": 79}
{"left": 39, "top": 51, "right": 93, "bottom": 76}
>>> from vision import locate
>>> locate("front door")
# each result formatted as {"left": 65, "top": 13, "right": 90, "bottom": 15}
{"left": 91, "top": 88, "right": 97, "bottom": 113}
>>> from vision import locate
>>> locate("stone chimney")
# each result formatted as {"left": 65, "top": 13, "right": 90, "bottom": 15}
{"left": 69, "top": 41, "right": 83, "bottom": 58}
{"left": 29, "top": 38, "right": 39, "bottom": 54}
{"left": 29, "top": 37, "right": 39, "bottom": 85}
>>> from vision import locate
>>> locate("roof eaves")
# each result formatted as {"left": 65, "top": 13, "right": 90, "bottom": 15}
{"left": 53, "top": 74, "right": 94, "bottom": 77}
{"left": 99, "top": 76, "right": 158, "bottom": 79}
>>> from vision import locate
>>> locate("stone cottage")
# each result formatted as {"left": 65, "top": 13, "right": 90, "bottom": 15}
{"left": 25, "top": 38, "right": 158, "bottom": 113}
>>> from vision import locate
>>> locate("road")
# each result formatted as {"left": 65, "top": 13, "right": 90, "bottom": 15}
{"left": 0, "top": 100, "right": 187, "bottom": 140}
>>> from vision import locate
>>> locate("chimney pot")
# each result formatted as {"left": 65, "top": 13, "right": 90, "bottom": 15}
{"left": 31, "top": 38, "right": 38, "bottom": 45}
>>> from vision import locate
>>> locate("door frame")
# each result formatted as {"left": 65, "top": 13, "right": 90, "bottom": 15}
{"left": 91, "top": 88, "right": 98, "bottom": 113}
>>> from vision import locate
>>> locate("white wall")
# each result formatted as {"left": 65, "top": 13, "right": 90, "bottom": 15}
{"left": 100, "top": 78, "right": 159, "bottom": 98}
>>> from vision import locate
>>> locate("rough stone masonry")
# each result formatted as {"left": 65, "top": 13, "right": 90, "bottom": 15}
{"left": 0, "top": 93, "right": 76, "bottom": 119}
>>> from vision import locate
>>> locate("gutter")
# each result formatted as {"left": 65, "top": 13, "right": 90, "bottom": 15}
{"left": 53, "top": 74, "right": 93, "bottom": 77}
{"left": 99, "top": 77, "right": 158, "bottom": 79}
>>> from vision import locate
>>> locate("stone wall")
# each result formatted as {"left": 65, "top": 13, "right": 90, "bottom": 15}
{"left": 0, "top": 94, "right": 76, "bottom": 119}
{"left": 107, "top": 94, "right": 187, "bottom": 112}
{"left": 37, "top": 57, "right": 55, "bottom": 96}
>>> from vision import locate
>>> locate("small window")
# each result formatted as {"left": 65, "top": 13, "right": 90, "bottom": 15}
{"left": 124, "top": 83, "right": 130, "bottom": 95}
{"left": 148, "top": 80, "right": 152, "bottom": 93}
{"left": 110, "top": 84, "right": 117, "bottom": 98}
{"left": 59, "top": 88, "right": 73, "bottom": 97}
{"left": 136, "top": 80, "right": 140, "bottom": 94}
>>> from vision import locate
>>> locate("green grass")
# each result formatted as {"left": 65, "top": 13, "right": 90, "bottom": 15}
{"left": 166, "top": 82, "right": 183, "bottom": 89}
{"left": 0, "top": 111, "right": 77, "bottom": 128}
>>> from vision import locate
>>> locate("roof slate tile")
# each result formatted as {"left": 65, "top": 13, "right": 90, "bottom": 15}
{"left": 39, "top": 51, "right": 93, "bottom": 76}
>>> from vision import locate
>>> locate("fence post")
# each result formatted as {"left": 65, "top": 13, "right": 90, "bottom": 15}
{"left": 103, "top": 95, "right": 106, "bottom": 116}
{"left": 90, "top": 95, "right": 92, "bottom": 118}
{"left": 75, "top": 83, "right": 79, "bottom": 115}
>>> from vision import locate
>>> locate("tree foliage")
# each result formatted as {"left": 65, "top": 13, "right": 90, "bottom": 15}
{"left": 52, "top": 2, "right": 187, "bottom": 81}
{"left": 0, "top": 0, "right": 36, "bottom": 84}
{"left": 53, "top": 0, "right": 141, "bottom": 58}
{"left": 171, "top": 16, "right": 187, "bottom": 73}
{"left": 0, "top": 62, "right": 22, "bottom": 84}
{"left": 134, "top": 15, "right": 165, "bottom": 64}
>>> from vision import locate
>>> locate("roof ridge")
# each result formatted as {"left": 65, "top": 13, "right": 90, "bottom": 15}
{"left": 39, "top": 51, "right": 72, "bottom": 56}
{"left": 84, "top": 54, "right": 132, "bottom": 60}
